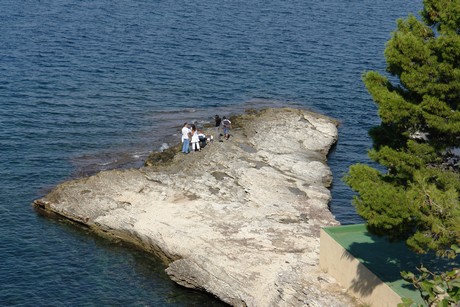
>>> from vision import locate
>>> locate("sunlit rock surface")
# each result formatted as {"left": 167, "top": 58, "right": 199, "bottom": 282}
{"left": 35, "top": 108, "right": 356, "bottom": 306}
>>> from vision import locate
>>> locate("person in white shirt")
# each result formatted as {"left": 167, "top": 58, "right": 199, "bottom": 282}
{"left": 181, "top": 123, "right": 191, "bottom": 154}
{"left": 190, "top": 124, "right": 201, "bottom": 152}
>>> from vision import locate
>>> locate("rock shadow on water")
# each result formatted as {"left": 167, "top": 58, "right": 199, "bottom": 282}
{"left": 34, "top": 208, "right": 228, "bottom": 306}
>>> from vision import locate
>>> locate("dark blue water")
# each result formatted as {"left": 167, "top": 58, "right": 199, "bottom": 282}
{"left": 1, "top": 0, "right": 422, "bottom": 305}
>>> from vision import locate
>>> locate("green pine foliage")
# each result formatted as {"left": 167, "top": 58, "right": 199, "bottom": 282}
{"left": 345, "top": 1, "right": 460, "bottom": 304}
{"left": 344, "top": 0, "right": 460, "bottom": 258}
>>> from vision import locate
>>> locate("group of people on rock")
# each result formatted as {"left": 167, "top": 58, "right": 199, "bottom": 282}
{"left": 181, "top": 115, "right": 232, "bottom": 154}
{"left": 181, "top": 122, "right": 206, "bottom": 153}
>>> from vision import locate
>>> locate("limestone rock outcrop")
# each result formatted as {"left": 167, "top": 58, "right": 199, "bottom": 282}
{"left": 34, "top": 108, "right": 356, "bottom": 306}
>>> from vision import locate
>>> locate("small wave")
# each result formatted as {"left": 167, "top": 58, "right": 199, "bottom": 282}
{"left": 149, "top": 108, "right": 197, "bottom": 115}
{"left": 97, "top": 161, "right": 114, "bottom": 166}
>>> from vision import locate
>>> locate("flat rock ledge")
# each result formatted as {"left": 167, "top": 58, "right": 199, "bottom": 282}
{"left": 34, "top": 108, "right": 357, "bottom": 306}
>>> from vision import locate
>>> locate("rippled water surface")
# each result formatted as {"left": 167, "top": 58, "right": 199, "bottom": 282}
{"left": 0, "top": 0, "right": 422, "bottom": 305}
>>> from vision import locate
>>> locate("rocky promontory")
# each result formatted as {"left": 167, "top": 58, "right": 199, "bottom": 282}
{"left": 34, "top": 108, "right": 356, "bottom": 306}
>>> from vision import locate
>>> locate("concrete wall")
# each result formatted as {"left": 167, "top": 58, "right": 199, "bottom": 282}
{"left": 319, "top": 229, "right": 402, "bottom": 307}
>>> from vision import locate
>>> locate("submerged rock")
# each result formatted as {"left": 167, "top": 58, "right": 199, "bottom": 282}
{"left": 34, "top": 108, "right": 356, "bottom": 306}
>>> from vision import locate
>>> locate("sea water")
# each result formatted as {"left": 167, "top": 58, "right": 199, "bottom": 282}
{"left": 0, "top": 0, "right": 422, "bottom": 305}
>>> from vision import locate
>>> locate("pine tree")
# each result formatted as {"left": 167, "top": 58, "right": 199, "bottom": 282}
{"left": 345, "top": 0, "right": 460, "bottom": 257}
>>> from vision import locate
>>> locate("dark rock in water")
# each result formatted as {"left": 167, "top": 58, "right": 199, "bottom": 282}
{"left": 145, "top": 144, "right": 181, "bottom": 166}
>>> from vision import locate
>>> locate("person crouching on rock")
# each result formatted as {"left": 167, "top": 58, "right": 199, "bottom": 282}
{"left": 198, "top": 130, "right": 209, "bottom": 148}
{"left": 190, "top": 124, "right": 201, "bottom": 152}
{"left": 181, "top": 122, "right": 191, "bottom": 154}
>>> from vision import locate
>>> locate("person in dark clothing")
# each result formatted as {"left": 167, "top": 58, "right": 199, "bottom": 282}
{"left": 214, "top": 115, "right": 222, "bottom": 140}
